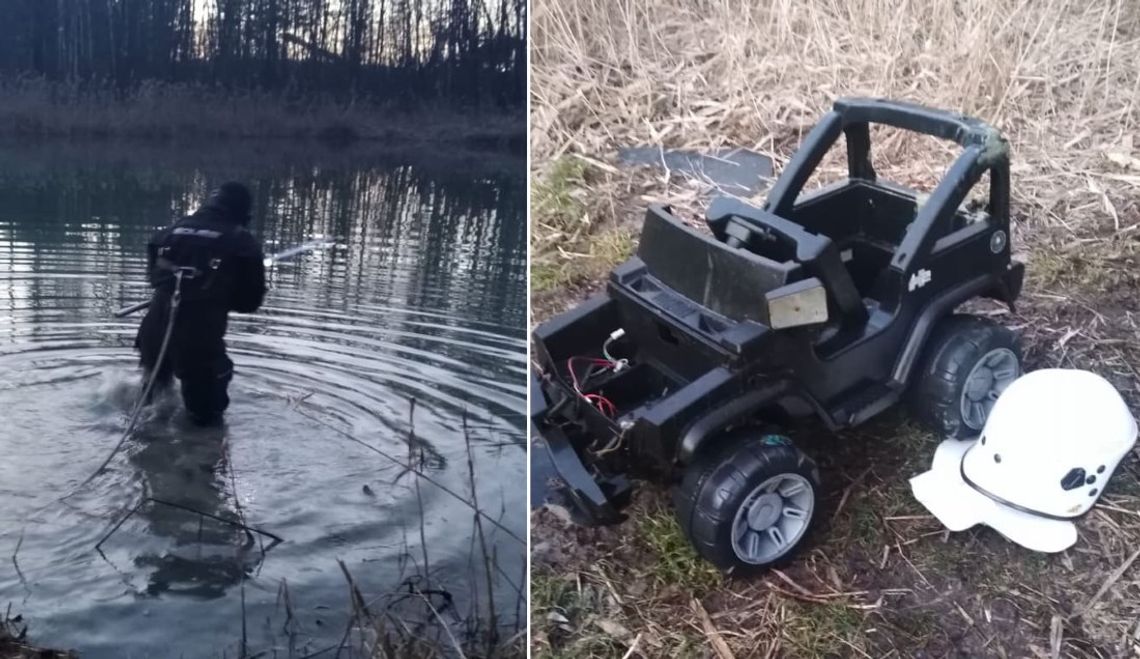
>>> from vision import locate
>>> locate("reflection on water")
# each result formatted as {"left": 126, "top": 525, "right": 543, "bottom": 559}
{"left": 0, "top": 142, "right": 526, "bottom": 657}
{"left": 125, "top": 412, "right": 264, "bottom": 601}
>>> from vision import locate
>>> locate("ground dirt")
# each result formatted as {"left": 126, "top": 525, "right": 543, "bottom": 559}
{"left": 533, "top": 292, "right": 1140, "bottom": 659}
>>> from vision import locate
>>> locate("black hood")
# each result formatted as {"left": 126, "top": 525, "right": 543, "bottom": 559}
{"left": 201, "top": 182, "right": 253, "bottom": 225}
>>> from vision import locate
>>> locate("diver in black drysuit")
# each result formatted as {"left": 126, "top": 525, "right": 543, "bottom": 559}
{"left": 135, "top": 182, "right": 267, "bottom": 426}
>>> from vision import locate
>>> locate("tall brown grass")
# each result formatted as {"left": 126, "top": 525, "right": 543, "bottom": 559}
{"left": 0, "top": 76, "right": 524, "bottom": 148}
{"left": 533, "top": 0, "right": 1140, "bottom": 235}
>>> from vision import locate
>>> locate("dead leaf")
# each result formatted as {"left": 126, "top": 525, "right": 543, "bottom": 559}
{"left": 1056, "top": 327, "right": 1081, "bottom": 348}
{"left": 1049, "top": 615, "right": 1063, "bottom": 659}
{"left": 594, "top": 617, "right": 633, "bottom": 642}
{"left": 827, "top": 565, "right": 844, "bottom": 591}
{"left": 546, "top": 611, "right": 569, "bottom": 624}
{"left": 1087, "top": 177, "right": 1119, "bottom": 230}
{"left": 1105, "top": 151, "right": 1140, "bottom": 171}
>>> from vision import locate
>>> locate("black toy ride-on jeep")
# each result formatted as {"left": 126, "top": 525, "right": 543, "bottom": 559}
{"left": 530, "top": 98, "right": 1025, "bottom": 572}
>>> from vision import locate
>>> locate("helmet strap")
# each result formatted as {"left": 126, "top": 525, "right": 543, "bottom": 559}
{"left": 958, "top": 446, "right": 1083, "bottom": 522}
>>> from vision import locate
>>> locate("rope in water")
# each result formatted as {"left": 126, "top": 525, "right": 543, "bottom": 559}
{"left": 67, "top": 270, "right": 184, "bottom": 496}
{"left": 12, "top": 272, "right": 186, "bottom": 588}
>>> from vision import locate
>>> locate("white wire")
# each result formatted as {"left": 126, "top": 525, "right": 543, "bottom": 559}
{"left": 602, "top": 336, "right": 616, "bottom": 362}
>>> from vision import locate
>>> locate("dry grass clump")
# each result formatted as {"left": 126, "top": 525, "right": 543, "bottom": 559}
{"left": 531, "top": 0, "right": 1140, "bottom": 656}
{"left": 0, "top": 611, "right": 76, "bottom": 659}
{"left": 531, "top": 0, "right": 1140, "bottom": 304}
{"left": 533, "top": 0, "right": 1140, "bottom": 169}
{"left": 312, "top": 406, "right": 526, "bottom": 659}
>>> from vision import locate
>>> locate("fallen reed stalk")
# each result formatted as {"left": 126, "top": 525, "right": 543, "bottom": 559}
{"left": 409, "top": 399, "right": 432, "bottom": 589}
{"left": 92, "top": 497, "right": 284, "bottom": 554}
{"left": 294, "top": 408, "right": 525, "bottom": 545}
{"left": 463, "top": 409, "right": 499, "bottom": 654}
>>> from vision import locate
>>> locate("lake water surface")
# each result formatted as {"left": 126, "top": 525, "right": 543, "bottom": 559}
{"left": 0, "top": 142, "right": 526, "bottom": 657}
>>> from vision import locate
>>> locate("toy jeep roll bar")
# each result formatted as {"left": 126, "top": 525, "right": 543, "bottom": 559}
{"left": 531, "top": 98, "right": 1025, "bottom": 570}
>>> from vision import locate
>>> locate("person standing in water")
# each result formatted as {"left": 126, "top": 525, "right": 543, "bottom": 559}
{"left": 135, "top": 182, "right": 267, "bottom": 426}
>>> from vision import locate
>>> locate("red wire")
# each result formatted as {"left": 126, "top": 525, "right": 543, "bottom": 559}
{"left": 566, "top": 356, "right": 615, "bottom": 394}
{"left": 585, "top": 394, "right": 617, "bottom": 417}
{"left": 567, "top": 356, "right": 619, "bottom": 417}
{"left": 567, "top": 357, "right": 582, "bottom": 393}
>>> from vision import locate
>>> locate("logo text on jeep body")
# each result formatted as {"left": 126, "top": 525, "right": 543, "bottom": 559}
{"left": 908, "top": 268, "right": 932, "bottom": 292}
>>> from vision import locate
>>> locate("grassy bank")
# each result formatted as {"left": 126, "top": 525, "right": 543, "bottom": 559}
{"left": 0, "top": 77, "right": 523, "bottom": 151}
{"left": 531, "top": 0, "right": 1140, "bottom": 656}
{"left": 1, "top": 612, "right": 75, "bottom": 658}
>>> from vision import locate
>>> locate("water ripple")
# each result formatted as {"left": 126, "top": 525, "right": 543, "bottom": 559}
{"left": 0, "top": 151, "right": 526, "bottom": 658}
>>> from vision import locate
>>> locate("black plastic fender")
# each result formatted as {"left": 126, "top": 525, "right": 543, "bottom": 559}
{"left": 891, "top": 270, "right": 1017, "bottom": 387}
{"left": 676, "top": 380, "right": 794, "bottom": 464}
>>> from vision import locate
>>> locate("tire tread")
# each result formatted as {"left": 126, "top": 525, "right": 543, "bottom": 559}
{"left": 674, "top": 431, "right": 820, "bottom": 572}
{"left": 909, "top": 314, "right": 1021, "bottom": 438}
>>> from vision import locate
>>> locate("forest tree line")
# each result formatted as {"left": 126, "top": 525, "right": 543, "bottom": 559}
{"left": 0, "top": 0, "right": 525, "bottom": 107}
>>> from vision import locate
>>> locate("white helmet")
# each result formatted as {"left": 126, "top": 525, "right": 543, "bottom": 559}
{"left": 911, "top": 369, "right": 1137, "bottom": 552}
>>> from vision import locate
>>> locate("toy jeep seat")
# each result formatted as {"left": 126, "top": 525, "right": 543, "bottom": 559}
{"left": 631, "top": 199, "right": 866, "bottom": 334}
{"left": 633, "top": 206, "right": 799, "bottom": 325}
{"left": 704, "top": 197, "right": 867, "bottom": 329}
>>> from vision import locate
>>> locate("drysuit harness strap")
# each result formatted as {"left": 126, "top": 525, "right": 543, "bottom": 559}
{"left": 154, "top": 243, "right": 226, "bottom": 300}
{"left": 155, "top": 255, "right": 214, "bottom": 278}
{"left": 167, "top": 268, "right": 186, "bottom": 309}
{"left": 144, "top": 268, "right": 184, "bottom": 391}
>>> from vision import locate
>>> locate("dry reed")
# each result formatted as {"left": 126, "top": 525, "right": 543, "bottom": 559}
{"left": 532, "top": 0, "right": 1140, "bottom": 282}
{"left": 0, "top": 76, "right": 524, "bottom": 149}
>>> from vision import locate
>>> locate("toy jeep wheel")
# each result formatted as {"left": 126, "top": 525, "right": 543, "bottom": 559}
{"left": 910, "top": 314, "right": 1022, "bottom": 438}
{"left": 674, "top": 431, "right": 821, "bottom": 572}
